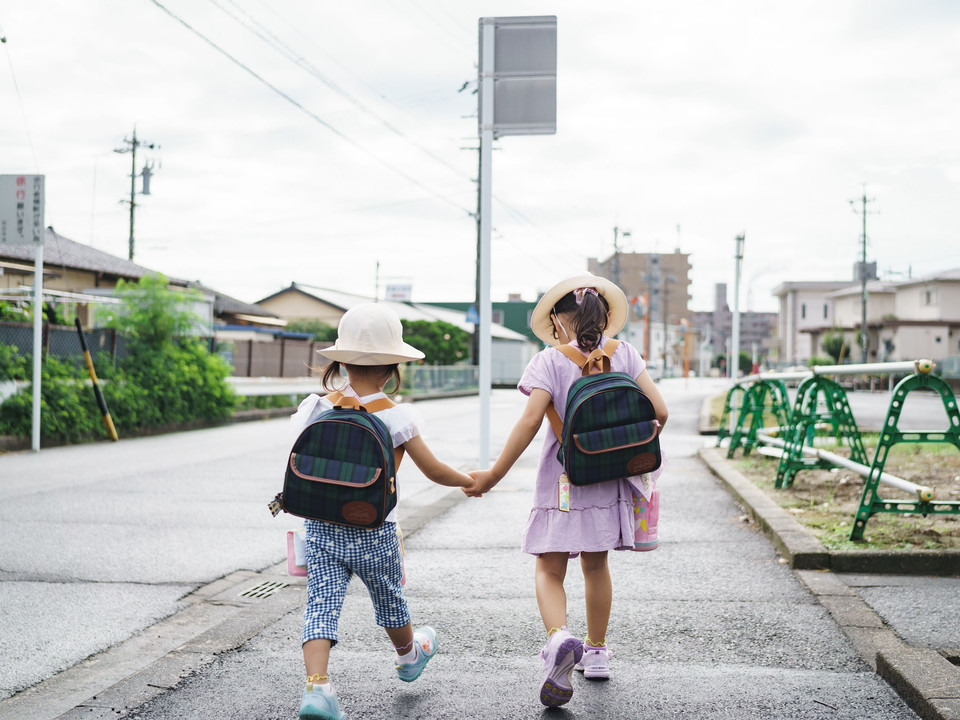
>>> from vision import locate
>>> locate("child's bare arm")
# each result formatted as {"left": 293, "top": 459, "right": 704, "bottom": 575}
{"left": 483, "top": 388, "right": 552, "bottom": 487}
{"left": 636, "top": 370, "right": 668, "bottom": 430}
{"left": 403, "top": 435, "right": 475, "bottom": 489}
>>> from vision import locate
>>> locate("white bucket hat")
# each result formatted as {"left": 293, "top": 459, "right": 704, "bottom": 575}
{"left": 530, "top": 272, "right": 628, "bottom": 346}
{"left": 317, "top": 303, "right": 425, "bottom": 366}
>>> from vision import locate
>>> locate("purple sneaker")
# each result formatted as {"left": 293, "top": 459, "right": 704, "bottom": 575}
{"left": 538, "top": 628, "right": 583, "bottom": 707}
{"left": 574, "top": 644, "right": 612, "bottom": 679}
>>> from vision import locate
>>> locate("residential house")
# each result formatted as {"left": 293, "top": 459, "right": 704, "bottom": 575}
{"left": 771, "top": 280, "right": 852, "bottom": 365}
{"left": 804, "top": 281, "right": 897, "bottom": 362}
{"left": 783, "top": 269, "right": 960, "bottom": 369}
{"left": 1, "top": 228, "right": 285, "bottom": 371}
{"left": 876, "top": 270, "right": 960, "bottom": 363}
{"left": 255, "top": 283, "right": 536, "bottom": 383}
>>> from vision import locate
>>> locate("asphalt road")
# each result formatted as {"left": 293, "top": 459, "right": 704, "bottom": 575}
{"left": 1, "top": 378, "right": 928, "bottom": 719}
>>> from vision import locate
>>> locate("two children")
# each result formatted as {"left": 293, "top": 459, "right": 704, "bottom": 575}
{"left": 287, "top": 275, "right": 667, "bottom": 716}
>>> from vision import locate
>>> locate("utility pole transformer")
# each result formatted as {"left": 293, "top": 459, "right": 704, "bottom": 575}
{"left": 114, "top": 128, "right": 158, "bottom": 261}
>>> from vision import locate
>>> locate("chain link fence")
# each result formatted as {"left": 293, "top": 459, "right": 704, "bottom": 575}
{"left": 0, "top": 321, "right": 132, "bottom": 377}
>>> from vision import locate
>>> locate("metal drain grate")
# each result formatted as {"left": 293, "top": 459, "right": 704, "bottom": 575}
{"left": 239, "top": 581, "right": 289, "bottom": 599}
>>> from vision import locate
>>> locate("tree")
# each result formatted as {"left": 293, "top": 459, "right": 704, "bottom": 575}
{"left": 99, "top": 273, "right": 205, "bottom": 351}
{"left": 821, "top": 330, "right": 847, "bottom": 364}
{"left": 101, "top": 273, "right": 236, "bottom": 426}
{"left": 401, "top": 320, "right": 470, "bottom": 365}
{"left": 286, "top": 318, "right": 338, "bottom": 342}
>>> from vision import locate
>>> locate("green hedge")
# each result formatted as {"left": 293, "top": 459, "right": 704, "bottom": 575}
{"left": 0, "top": 341, "right": 237, "bottom": 445}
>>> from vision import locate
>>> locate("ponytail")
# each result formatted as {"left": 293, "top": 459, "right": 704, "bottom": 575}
{"left": 552, "top": 289, "right": 610, "bottom": 352}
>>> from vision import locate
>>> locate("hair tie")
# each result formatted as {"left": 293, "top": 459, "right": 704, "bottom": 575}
{"left": 574, "top": 287, "right": 599, "bottom": 305}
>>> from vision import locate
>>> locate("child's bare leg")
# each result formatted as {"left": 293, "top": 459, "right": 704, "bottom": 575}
{"left": 385, "top": 623, "right": 414, "bottom": 653}
{"left": 580, "top": 551, "right": 611, "bottom": 645}
{"left": 303, "top": 638, "right": 332, "bottom": 680}
{"left": 535, "top": 552, "right": 570, "bottom": 633}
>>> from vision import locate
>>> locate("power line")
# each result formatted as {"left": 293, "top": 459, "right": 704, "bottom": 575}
{"left": 145, "top": 0, "right": 473, "bottom": 219}
{"left": 1, "top": 26, "right": 40, "bottom": 172}
{"left": 207, "top": 0, "right": 472, "bottom": 182}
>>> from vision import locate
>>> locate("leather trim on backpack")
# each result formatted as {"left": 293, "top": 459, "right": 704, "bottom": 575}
{"left": 571, "top": 420, "right": 661, "bottom": 454}
{"left": 287, "top": 453, "right": 383, "bottom": 486}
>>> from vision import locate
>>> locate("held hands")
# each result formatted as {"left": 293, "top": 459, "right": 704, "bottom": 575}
{"left": 462, "top": 469, "right": 500, "bottom": 498}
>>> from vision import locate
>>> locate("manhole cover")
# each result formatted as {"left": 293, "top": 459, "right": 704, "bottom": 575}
{"left": 239, "top": 581, "right": 289, "bottom": 599}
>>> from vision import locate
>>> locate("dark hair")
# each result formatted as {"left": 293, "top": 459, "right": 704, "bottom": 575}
{"left": 319, "top": 361, "right": 402, "bottom": 395}
{"left": 552, "top": 290, "right": 610, "bottom": 352}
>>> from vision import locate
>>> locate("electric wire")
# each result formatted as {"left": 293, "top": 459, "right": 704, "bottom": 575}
{"left": 1, "top": 27, "right": 40, "bottom": 173}
{"left": 147, "top": 0, "right": 584, "bottom": 282}
{"left": 207, "top": 0, "right": 472, "bottom": 182}
{"left": 145, "top": 0, "right": 473, "bottom": 219}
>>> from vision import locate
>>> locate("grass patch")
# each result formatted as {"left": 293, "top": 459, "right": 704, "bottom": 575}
{"left": 733, "top": 443, "right": 960, "bottom": 551}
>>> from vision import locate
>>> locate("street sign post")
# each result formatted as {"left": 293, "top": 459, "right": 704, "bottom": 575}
{"left": 477, "top": 15, "right": 556, "bottom": 466}
{"left": 0, "top": 174, "right": 45, "bottom": 451}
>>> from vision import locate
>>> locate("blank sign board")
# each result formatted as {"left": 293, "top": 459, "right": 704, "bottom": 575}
{"left": 480, "top": 16, "right": 557, "bottom": 137}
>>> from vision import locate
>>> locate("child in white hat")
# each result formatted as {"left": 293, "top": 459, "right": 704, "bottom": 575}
{"left": 291, "top": 303, "right": 475, "bottom": 720}
{"left": 466, "top": 273, "right": 668, "bottom": 708}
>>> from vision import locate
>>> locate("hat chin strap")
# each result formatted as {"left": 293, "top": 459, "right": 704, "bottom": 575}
{"left": 552, "top": 312, "right": 572, "bottom": 344}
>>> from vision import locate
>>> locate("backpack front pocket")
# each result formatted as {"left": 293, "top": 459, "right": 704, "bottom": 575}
{"left": 289, "top": 454, "right": 381, "bottom": 488}
{"left": 571, "top": 420, "right": 659, "bottom": 455}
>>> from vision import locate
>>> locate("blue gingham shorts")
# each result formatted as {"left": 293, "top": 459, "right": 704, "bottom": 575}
{"left": 302, "top": 520, "right": 409, "bottom": 646}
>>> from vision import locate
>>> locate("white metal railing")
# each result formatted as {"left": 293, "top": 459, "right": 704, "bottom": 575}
{"left": 734, "top": 359, "right": 933, "bottom": 386}
{"left": 755, "top": 432, "right": 936, "bottom": 501}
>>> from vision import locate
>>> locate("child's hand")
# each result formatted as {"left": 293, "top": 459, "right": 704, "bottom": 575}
{"left": 460, "top": 475, "right": 479, "bottom": 496}
{"left": 463, "top": 469, "right": 499, "bottom": 497}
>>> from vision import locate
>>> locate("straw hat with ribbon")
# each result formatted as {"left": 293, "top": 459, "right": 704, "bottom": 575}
{"left": 530, "top": 272, "right": 628, "bottom": 346}
{"left": 317, "top": 303, "right": 425, "bottom": 366}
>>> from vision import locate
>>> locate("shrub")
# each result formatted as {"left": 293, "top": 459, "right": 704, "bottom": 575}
{"left": 0, "top": 273, "right": 238, "bottom": 443}
{"left": 0, "top": 356, "right": 102, "bottom": 443}
{"left": 0, "top": 344, "right": 29, "bottom": 381}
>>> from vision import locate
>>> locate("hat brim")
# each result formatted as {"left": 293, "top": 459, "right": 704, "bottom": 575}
{"left": 530, "top": 273, "right": 628, "bottom": 346}
{"left": 316, "top": 344, "right": 424, "bottom": 366}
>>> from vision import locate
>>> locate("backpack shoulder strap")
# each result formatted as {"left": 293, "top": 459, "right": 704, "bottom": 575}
{"left": 325, "top": 392, "right": 396, "bottom": 413}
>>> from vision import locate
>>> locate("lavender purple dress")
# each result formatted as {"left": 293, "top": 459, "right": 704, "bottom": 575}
{"left": 519, "top": 337, "right": 646, "bottom": 556}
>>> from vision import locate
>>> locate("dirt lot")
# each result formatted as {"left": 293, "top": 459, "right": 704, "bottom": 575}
{"left": 732, "top": 440, "right": 960, "bottom": 551}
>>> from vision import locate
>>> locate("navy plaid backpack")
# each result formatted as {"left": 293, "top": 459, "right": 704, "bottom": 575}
{"left": 545, "top": 339, "right": 662, "bottom": 486}
{"left": 269, "top": 393, "right": 403, "bottom": 529}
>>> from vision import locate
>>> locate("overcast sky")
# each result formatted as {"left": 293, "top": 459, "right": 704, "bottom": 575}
{"left": 2, "top": 1, "right": 959, "bottom": 313}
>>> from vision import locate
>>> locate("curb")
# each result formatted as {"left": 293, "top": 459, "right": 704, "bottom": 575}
{"left": 698, "top": 446, "right": 960, "bottom": 720}
{"left": 698, "top": 446, "right": 960, "bottom": 575}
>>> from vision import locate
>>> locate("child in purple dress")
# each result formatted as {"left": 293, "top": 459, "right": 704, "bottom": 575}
{"left": 467, "top": 272, "right": 668, "bottom": 708}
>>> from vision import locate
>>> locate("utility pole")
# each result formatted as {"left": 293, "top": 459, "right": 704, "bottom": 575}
{"left": 849, "top": 187, "right": 876, "bottom": 363}
{"left": 731, "top": 233, "right": 745, "bottom": 378}
{"left": 611, "top": 226, "right": 631, "bottom": 288}
{"left": 114, "top": 127, "right": 158, "bottom": 261}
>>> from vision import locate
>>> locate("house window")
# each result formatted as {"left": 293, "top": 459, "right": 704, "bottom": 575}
{"left": 823, "top": 304, "right": 828, "bottom": 320}
{"left": 492, "top": 310, "right": 504, "bottom": 325}
{"left": 922, "top": 287, "right": 938, "bottom": 306}
{"left": 801, "top": 303, "right": 806, "bottom": 320}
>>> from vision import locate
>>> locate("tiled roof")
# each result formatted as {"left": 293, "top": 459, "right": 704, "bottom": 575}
{"left": 0, "top": 227, "right": 177, "bottom": 281}
{"left": 185, "top": 281, "right": 278, "bottom": 318}
{"left": 1, "top": 228, "right": 278, "bottom": 320}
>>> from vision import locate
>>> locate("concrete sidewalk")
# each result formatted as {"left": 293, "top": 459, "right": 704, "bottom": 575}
{"left": 3, "top": 382, "right": 945, "bottom": 720}
{"left": 701, "top": 447, "right": 960, "bottom": 720}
